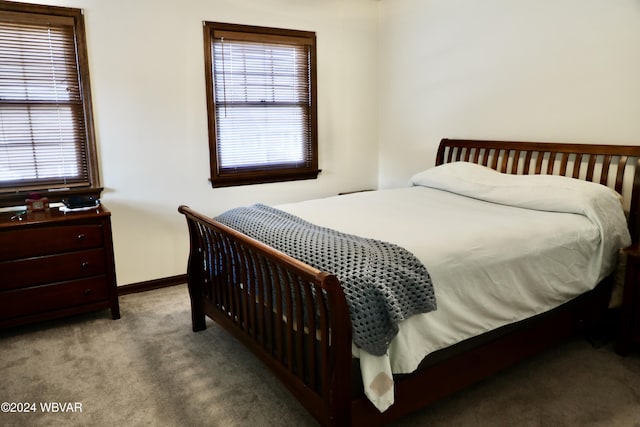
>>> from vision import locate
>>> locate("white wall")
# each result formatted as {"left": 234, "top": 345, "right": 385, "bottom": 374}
{"left": 378, "top": 0, "right": 640, "bottom": 188}
{"left": 17, "top": 0, "right": 380, "bottom": 285}
{"left": 18, "top": 0, "right": 640, "bottom": 285}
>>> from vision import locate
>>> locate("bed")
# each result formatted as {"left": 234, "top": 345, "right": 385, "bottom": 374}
{"left": 178, "top": 138, "right": 640, "bottom": 426}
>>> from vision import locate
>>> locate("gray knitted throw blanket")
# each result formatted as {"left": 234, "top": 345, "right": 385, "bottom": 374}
{"left": 215, "top": 203, "right": 437, "bottom": 356}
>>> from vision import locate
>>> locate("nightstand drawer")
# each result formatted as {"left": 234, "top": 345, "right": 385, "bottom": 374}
{"left": 0, "top": 248, "right": 106, "bottom": 291}
{"left": 0, "top": 224, "right": 104, "bottom": 261}
{"left": 0, "top": 277, "right": 109, "bottom": 319}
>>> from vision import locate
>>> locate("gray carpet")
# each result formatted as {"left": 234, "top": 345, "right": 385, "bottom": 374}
{"left": 1, "top": 284, "right": 640, "bottom": 427}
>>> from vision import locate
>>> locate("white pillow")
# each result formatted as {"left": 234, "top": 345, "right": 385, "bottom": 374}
{"left": 410, "top": 161, "right": 631, "bottom": 280}
{"left": 410, "top": 161, "right": 623, "bottom": 208}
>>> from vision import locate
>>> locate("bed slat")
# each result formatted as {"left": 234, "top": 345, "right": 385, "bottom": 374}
{"left": 273, "top": 263, "right": 284, "bottom": 359}
{"left": 572, "top": 154, "right": 582, "bottom": 179}
{"left": 559, "top": 153, "right": 570, "bottom": 176}
{"left": 547, "top": 152, "right": 556, "bottom": 174}
{"left": 616, "top": 156, "right": 628, "bottom": 194}
{"left": 586, "top": 155, "right": 597, "bottom": 181}
{"left": 523, "top": 151, "right": 533, "bottom": 174}
{"left": 510, "top": 150, "right": 520, "bottom": 174}
{"left": 601, "top": 155, "right": 612, "bottom": 186}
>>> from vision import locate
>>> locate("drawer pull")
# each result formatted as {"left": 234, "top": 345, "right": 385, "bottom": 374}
{"left": 81, "top": 261, "right": 90, "bottom": 269}
{"left": 77, "top": 233, "right": 86, "bottom": 241}
{"left": 84, "top": 289, "right": 93, "bottom": 296}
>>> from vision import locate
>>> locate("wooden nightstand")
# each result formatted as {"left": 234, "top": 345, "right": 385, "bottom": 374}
{"left": 617, "top": 244, "right": 640, "bottom": 355}
{"left": 0, "top": 205, "right": 120, "bottom": 328}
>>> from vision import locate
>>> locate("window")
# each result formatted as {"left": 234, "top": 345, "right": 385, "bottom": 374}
{"left": 0, "top": 1, "right": 100, "bottom": 207}
{"left": 203, "top": 22, "right": 319, "bottom": 187}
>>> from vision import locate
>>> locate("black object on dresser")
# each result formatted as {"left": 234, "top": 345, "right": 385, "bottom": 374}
{"left": 0, "top": 205, "right": 120, "bottom": 328}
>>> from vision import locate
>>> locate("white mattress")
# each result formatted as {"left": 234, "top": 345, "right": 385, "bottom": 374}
{"left": 275, "top": 162, "right": 631, "bottom": 412}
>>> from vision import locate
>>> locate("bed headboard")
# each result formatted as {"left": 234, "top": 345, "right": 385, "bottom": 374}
{"left": 436, "top": 138, "right": 640, "bottom": 245}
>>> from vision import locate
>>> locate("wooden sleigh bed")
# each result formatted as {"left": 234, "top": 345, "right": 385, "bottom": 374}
{"left": 178, "top": 138, "right": 640, "bottom": 426}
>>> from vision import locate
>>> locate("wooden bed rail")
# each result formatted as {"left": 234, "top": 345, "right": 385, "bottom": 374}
{"left": 178, "top": 205, "right": 353, "bottom": 426}
{"left": 437, "top": 138, "right": 640, "bottom": 244}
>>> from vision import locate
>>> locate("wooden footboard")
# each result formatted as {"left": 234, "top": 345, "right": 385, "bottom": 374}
{"left": 178, "top": 205, "right": 352, "bottom": 426}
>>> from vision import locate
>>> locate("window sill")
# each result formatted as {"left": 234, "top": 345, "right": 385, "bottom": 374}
{"left": 210, "top": 169, "right": 321, "bottom": 188}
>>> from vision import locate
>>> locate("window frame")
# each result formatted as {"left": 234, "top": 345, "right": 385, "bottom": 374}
{"left": 0, "top": 1, "right": 100, "bottom": 208}
{"left": 203, "top": 22, "right": 319, "bottom": 187}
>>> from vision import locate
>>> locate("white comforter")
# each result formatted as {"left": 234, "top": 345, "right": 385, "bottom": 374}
{"left": 276, "top": 162, "right": 631, "bottom": 412}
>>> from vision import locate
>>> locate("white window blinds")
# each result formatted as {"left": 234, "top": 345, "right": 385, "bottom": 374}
{"left": 213, "top": 35, "right": 311, "bottom": 170}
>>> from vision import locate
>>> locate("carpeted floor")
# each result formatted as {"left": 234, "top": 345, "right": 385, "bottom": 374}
{"left": 1, "top": 284, "right": 640, "bottom": 427}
